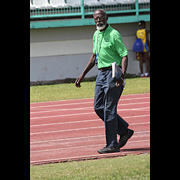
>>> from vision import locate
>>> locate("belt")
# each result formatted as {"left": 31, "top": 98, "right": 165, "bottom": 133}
{"left": 98, "top": 66, "right": 122, "bottom": 72}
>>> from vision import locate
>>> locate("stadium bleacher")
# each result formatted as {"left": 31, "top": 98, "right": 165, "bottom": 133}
{"left": 31, "top": 0, "right": 52, "bottom": 9}
{"left": 51, "top": 0, "right": 69, "bottom": 8}
{"left": 30, "top": 0, "right": 150, "bottom": 9}
{"left": 30, "top": 0, "right": 150, "bottom": 29}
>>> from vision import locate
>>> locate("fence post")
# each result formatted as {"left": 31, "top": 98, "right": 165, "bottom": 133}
{"left": 135, "top": 0, "right": 139, "bottom": 16}
{"left": 81, "top": 0, "right": 85, "bottom": 19}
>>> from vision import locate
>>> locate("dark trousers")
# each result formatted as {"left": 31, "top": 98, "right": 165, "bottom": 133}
{"left": 94, "top": 70, "right": 129, "bottom": 148}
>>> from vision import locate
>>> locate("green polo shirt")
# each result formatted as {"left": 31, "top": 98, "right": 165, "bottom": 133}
{"left": 93, "top": 25, "right": 128, "bottom": 69}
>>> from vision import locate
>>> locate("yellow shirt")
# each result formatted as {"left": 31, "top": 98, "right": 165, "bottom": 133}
{"left": 136, "top": 29, "right": 149, "bottom": 52}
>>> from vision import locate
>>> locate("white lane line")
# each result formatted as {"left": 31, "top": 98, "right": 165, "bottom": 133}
{"left": 30, "top": 122, "right": 150, "bottom": 135}
{"left": 31, "top": 106, "right": 93, "bottom": 114}
{"left": 30, "top": 96, "right": 149, "bottom": 109}
{"left": 31, "top": 134, "right": 105, "bottom": 144}
{"left": 30, "top": 131, "right": 150, "bottom": 144}
{"left": 30, "top": 107, "right": 150, "bottom": 120}
{"left": 30, "top": 114, "right": 150, "bottom": 127}
{"left": 30, "top": 119, "right": 100, "bottom": 127}
{"left": 30, "top": 101, "right": 150, "bottom": 114}
{"left": 30, "top": 126, "right": 104, "bottom": 135}
{"left": 31, "top": 101, "right": 92, "bottom": 109}
{"left": 30, "top": 112, "right": 95, "bottom": 120}
{"left": 30, "top": 140, "right": 150, "bottom": 153}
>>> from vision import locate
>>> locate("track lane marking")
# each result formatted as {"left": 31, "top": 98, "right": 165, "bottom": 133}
{"left": 30, "top": 101, "right": 150, "bottom": 114}
{"left": 30, "top": 122, "right": 150, "bottom": 135}
{"left": 30, "top": 114, "right": 150, "bottom": 127}
{"left": 30, "top": 107, "right": 150, "bottom": 120}
{"left": 30, "top": 131, "right": 150, "bottom": 144}
{"left": 31, "top": 140, "right": 150, "bottom": 153}
{"left": 30, "top": 96, "right": 149, "bottom": 109}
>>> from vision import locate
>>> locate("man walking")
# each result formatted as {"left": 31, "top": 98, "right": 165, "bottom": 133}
{"left": 75, "top": 9, "right": 134, "bottom": 154}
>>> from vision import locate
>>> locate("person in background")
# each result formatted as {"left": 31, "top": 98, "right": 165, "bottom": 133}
{"left": 136, "top": 20, "right": 150, "bottom": 77}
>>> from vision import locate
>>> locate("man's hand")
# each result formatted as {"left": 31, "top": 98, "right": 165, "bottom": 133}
{"left": 75, "top": 75, "right": 84, "bottom": 88}
{"left": 75, "top": 54, "right": 96, "bottom": 88}
{"left": 115, "top": 74, "right": 125, "bottom": 87}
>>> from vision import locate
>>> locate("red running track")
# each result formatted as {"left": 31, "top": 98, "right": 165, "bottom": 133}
{"left": 30, "top": 93, "right": 150, "bottom": 165}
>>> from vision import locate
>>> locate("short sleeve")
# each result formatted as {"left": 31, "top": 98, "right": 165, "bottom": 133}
{"left": 114, "top": 34, "right": 128, "bottom": 57}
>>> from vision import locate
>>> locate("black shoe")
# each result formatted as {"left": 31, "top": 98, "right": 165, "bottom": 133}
{"left": 97, "top": 146, "right": 120, "bottom": 154}
{"left": 118, "top": 128, "right": 134, "bottom": 149}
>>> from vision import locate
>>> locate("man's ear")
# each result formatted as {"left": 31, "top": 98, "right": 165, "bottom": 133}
{"left": 106, "top": 15, "right": 108, "bottom": 21}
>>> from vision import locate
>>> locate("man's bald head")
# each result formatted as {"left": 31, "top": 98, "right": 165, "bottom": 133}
{"left": 93, "top": 9, "right": 107, "bottom": 18}
{"left": 93, "top": 9, "right": 108, "bottom": 31}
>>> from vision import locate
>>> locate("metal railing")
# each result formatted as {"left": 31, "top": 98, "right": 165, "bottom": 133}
{"left": 30, "top": 0, "right": 150, "bottom": 20}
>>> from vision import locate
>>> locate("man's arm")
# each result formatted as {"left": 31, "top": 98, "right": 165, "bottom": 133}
{"left": 115, "top": 55, "right": 128, "bottom": 87}
{"left": 121, "top": 55, "right": 128, "bottom": 78}
{"left": 75, "top": 53, "right": 96, "bottom": 88}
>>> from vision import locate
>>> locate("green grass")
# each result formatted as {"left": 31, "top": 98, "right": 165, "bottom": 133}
{"left": 30, "top": 77, "right": 150, "bottom": 103}
{"left": 30, "top": 154, "right": 150, "bottom": 180}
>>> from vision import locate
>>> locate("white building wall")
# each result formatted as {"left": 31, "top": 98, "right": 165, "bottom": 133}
{"left": 30, "top": 22, "right": 150, "bottom": 82}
